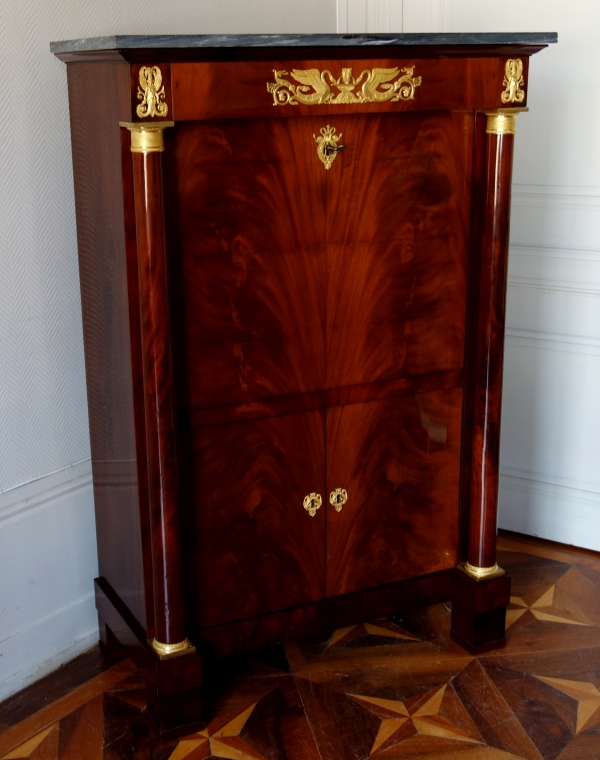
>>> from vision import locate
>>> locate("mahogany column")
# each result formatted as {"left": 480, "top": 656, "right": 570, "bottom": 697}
{"left": 124, "top": 122, "right": 193, "bottom": 656}
{"left": 451, "top": 108, "right": 524, "bottom": 651}
{"left": 465, "top": 109, "right": 524, "bottom": 578}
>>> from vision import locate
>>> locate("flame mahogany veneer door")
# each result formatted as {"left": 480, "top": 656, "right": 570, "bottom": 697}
{"left": 326, "top": 388, "right": 463, "bottom": 597}
{"left": 171, "top": 117, "right": 327, "bottom": 410}
{"left": 186, "top": 410, "right": 326, "bottom": 629}
{"left": 325, "top": 111, "right": 471, "bottom": 390}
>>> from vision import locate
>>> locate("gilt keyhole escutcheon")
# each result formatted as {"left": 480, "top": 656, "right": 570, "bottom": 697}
{"left": 314, "top": 125, "right": 345, "bottom": 170}
{"left": 329, "top": 488, "right": 348, "bottom": 512}
{"left": 303, "top": 492, "right": 322, "bottom": 517}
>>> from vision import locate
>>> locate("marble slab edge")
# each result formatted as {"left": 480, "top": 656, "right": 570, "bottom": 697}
{"left": 50, "top": 32, "right": 558, "bottom": 55}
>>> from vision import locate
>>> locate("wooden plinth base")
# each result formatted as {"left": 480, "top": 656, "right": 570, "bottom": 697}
{"left": 450, "top": 568, "right": 511, "bottom": 652}
{"left": 95, "top": 578, "right": 205, "bottom": 739}
{"left": 96, "top": 567, "right": 509, "bottom": 738}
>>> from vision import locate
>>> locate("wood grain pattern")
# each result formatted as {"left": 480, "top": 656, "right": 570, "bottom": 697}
{"left": 120, "top": 129, "right": 155, "bottom": 636}
{"left": 66, "top": 63, "right": 148, "bottom": 628}
{"left": 0, "top": 661, "right": 136, "bottom": 759}
{"left": 58, "top": 41, "right": 548, "bottom": 733}
{"left": 169, "top": 118, "right": 327, "bottom": 410}
{"left": 466, "top": 123, "right": 515, "bottom": 570}
{"left": 185, "top": 411, "right": 326, "bottom": 629}
{"left": 326, "top": 111, "right": 471, "bottom": 389}
{"left": 130, "top": 141, "right": 185, "bottom": 645}
{"left": 326, "top": 388, "right": 463, "bottom": 597}
{"left": 193, "top": 569, "right": 454, "bottom": 657}
{"left": 171, "top": 56, "right": 520, "bottom": 122}
{"left": 189, "top": 368, "right": 465, "bottom": 428}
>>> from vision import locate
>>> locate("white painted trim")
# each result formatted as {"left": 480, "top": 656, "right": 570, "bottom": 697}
{"left": 0, "top": 460, "right": 93, "bottom": 527}
{"left": 0, "top": 594, "right": 98, "bottom": 702}
{"left": 512, "top": 184, "right": 600, "bottom": 198}
{"left": 337, "top": 0, "right": 349, "bottom": 32}
{"left": 0, "top": 463, "right": 98, "bottom": 700}
{"left": 511, "top": 244, "right": 600, "bottom": 261}
{"left": 372, "top": 0, "right": 392, "bottom": 33}
{"left": 441, "top": 0, "right": 452, "bottom": 31}
{"left": 508, "top": 276, "right": 600, "bottom": 298}
{"left": 0, "top": 458, "right": 91, "bottom": 497}
{"left": 499, "top": 470, "right": 600, "bottom": 553}
{"left": 506, "top": 326, "right": 600, "bottom": 356}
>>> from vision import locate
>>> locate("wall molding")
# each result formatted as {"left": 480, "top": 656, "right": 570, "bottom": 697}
{"left": 0, "top": 459, "right": 92, "bottom": 527}
{"left": 0, "top": 461, "right": 98, "bottom": 701}
{"left": 0, "top": 594, "right": 97, "bottom": 703}
{"left": 506, "top": 325, "right": 600, "bottom": 356}
{"left": 511, "top": 244, "right": 600, "bottom": 261}
{"left": 499, "top": 469, "right": 600, "bottom": 553}
{"left": 508, "top": 276, "right": 600, "bottom": 298}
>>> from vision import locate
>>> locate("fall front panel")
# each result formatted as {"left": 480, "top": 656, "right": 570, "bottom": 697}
{"left": 185, "top": 410, "right": 326, "bottom": 629}
{"left": 325, "top": 111, "right": 471, "bottom": 389}
{"left": 326, "top": 387, "right": 463, "bottom": 597}
{"left": 168, "top": 118, "right": 327, "bottom": 410}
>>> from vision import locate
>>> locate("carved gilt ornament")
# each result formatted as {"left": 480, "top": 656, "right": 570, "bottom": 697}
{"left": 501, "top": 58, "right": 525, "bottom": 104}
{"left": 136, "top": 65, "right": 169, "bottom": 119}
{"left": 267, "top": 66, "right": 422, "bottom": 106}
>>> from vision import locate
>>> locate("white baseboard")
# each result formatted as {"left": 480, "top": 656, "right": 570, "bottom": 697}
{"left": 0, "top": 461, "right": 99, "bottom": 702}
{"left": 499, "top": 470, "right": 600, "bottom": 552}
{"left": 0, "top": 595, "right": 98, "bottom": 703}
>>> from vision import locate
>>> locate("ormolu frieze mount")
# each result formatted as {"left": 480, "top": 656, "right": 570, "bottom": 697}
{"left": 268, "top": 66, "right": 422, "bottom": 106}
{"left": 136, "top": 65, "right": 168, "bottom": 118}
{"left": 501, "top": 58, "right": 525, "bottom": 104}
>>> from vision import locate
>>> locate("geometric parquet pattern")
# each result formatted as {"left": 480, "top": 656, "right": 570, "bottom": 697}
{"left": 1, "top": 534, "right": 600, "bottom": 760}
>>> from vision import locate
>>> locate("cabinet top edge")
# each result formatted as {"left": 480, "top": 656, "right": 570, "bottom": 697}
{"left": 50, "top": 32, "right": 557, "bottom": 57}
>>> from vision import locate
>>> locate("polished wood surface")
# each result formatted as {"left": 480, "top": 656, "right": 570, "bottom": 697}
{"left": 58, "top": 41, "right": 548, "bottom": 737}
{"left": 66, "top": 63, "right": 147, "bottom": 628}
{"left": 326, "top": 111, "right": 470, "bottom": 389}
{"left": 170, "top": 118, "right": 326, "bottom": 410}
{"left": 171, "top": 56, "right": 527, "bottom": 121}
{"left": 130, "top": 138, "right": 186, "bottom": 646}
{"left": 2, "top": 535, "right": 598, "bottom": 760}
{"left": 188, "top": 368, "right": 465, "bottom": 427}
{"left": 466, "top": 119, "right": 516, "bottom": 571}
{"left": 185, "top": 411, "right": 326, "bottom": 629}
{"left": 193, "top": 569, "right": 454, "bottom": 658}
{"left": 326, "top": 389, "right": 463, "bottom": 597}
{"left": 120, "top": 132, "right": 155, "bottom": 636}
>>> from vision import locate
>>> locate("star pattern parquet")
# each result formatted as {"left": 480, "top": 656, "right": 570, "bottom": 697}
{"left": 1, "top": 535, "right": 600, "bottom": 760}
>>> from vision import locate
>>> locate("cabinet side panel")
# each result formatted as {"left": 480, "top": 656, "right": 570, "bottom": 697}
{"left": 66, "top": 62, "right": 147, "bottom": 628}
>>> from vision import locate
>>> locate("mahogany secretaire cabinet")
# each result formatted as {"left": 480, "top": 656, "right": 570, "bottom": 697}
{"left": 52, "top": 32, "right": 555, "bottom": 736}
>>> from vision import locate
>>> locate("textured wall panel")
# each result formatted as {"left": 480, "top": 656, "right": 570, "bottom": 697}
{"left": 0, "top": 0, "right": 336, "bottom": 493}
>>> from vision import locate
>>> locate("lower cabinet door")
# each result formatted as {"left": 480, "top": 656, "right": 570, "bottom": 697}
{"left": 188, "top": 410, "right": 326, "bottom": 628}
{"left": 326, "top": 388, "right": 463, "bottom": 597}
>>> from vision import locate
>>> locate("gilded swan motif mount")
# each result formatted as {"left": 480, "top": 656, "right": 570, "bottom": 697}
{"left": 267, "top": 66, "right": 422, "bottom": 106}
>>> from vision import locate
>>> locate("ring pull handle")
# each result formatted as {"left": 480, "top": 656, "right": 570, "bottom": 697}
{"left": 303, "top": 492, "right": 322, "bottom": 517}
{"left": 329, "top": 488, "right": 348, "bottom": 513}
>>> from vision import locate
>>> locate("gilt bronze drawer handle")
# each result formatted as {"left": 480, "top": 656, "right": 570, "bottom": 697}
{"left": 329, "top": 488, "right": 348, "bottom": 512}
{"left": 314, "top": 125, "right": 345, "bottom": 170}
{"left": 303, "top": 492, "right": 322, "bottom": 517}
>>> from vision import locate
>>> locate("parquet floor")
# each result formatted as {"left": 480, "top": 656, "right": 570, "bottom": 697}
{"left": 1, "top": 532, "right": 600, "bottom": 759}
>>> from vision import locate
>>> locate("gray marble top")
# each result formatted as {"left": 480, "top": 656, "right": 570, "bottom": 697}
{"left": 50, "top": 32, "right": 557, "bottom": 55}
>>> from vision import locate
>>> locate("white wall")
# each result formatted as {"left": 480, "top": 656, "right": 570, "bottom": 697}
{"left": 339, "top": 0, "right": 600, "bottom": 551}
{"left": 0, "top": 0, "right": 336, "bottom": 702}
